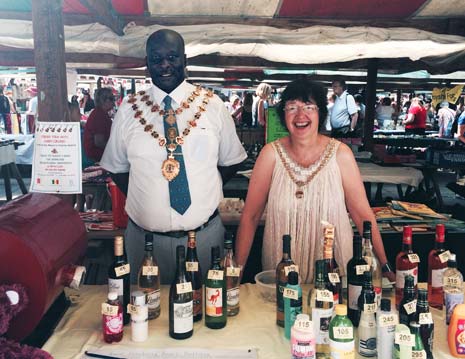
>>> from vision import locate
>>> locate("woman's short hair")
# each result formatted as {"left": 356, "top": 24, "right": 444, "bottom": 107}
{"left": 95, "top": 88, "right": 114, "bottom": 107}
{"left": 255, "top": 82, "right": 272, "bottom": 98}
{"left": 276, "top": 79, "right": 328, "bottom": 131}
{"left": 381, "top": 97, "right": 391, "bottom": 106}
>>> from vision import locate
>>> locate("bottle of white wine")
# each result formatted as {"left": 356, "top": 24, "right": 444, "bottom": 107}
{"left": 108, "top": 235, "right": 130, "bottom": 325}
{"left": 221, "top": 232, "right": 241, "bottom": 316}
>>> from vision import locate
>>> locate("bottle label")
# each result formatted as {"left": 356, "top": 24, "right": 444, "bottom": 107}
{"left": 101, "top": 303, "right": 119, "bottom": 316}
{"left": 348, "top": 284, "right": 362, "bottom": 310}
{"left": 329, "top": 339, "right": 355, "bottom": 359}
{"left": 432, "top": 268, "right": 447, "bottom": 288}
{"left": 412, "top": 350, "right": 427, "bottom": 358}
{"left": 444, "top": 275, "right": 462, "bottom": 288}
{"left": 284, "top": 287, "right": 299, "bottom": 300}
{"left": 363, "top": 303, "right": 377, "bottom": 314}
{"left": 206, "top": 287, "right": 223, "bottom": 317}
{"left": 328, "top": 272, "right": 340, "bottom": 284}
{"left": 396, "top": 268, "right": 418, "bottom": 289}
{"left": 378, "top": 313, "right": 398, "bottom": 327}
{"left": 114, "top": 263, "right": 130, "bottom": 277}
{"left": 316, "top": 289, "right": 333, "bottom": 303}
{"left": 227, "top": 287, "right": 240, "bottom": 306}
{"left": 419, "top": 312, "right": 433, "bottom": 325}
{"left": 108, "top": 278, "right": 124, "bottom": 298}
{"left": 356, "top": 265, "right": 370, "bottom": 276}
{"left": 438, "top": 250, "right": 451, "bottom": 263}
{"left": 176, "top": 282, "right": 192, "bottom": 294}
{"left": 147, "top": 290, "right": 160, "bottom": 310}
{"left": 312, "top": 307, "right": 332, "bottom": 345}
{"left": 285, "top": 265, "right": 299, "bottom": 276}
{"left": 226, "top": 267, "right": 241, "bottom": 277}
{"left": 192, "top": 288, "right": 202, "bottom": 317}
{"left": 454, "top": 318, "right": 465, "bottom": 355}
{"left": 359, "top": 335, "right": 377, "bottom": 355}
{"left": 446, "top": 290, "right": 465, "bottom": 324}
{"left": 291, "top": 335, "right": 316, "bottom": 359}
{"left": 333, "top": 326, "right": 353, "bottom": 339}
{"left": 395, "top": 332, "right": 414, "bottom": 347}
{"left": 403, "top": 299, "right": 417, "bottom": 315}
{"left": 408, "top": 253, "right": 420, "bottom": 263}
{"left": 208, "top": 269, "right": 224, "bottom": 280}
{"left": 142, "top": 265, "right": 158, "bottom": 276}
{"left": 186, "top": 261, "right": 199, "bottom": 272}
{"left": 173, "top": 301, "right": 193, "bottom": 334}
{"left": 103, "top": 312, "right": 123, "bottom": 335}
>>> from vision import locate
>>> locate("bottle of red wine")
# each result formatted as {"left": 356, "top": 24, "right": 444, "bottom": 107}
{"left": 108, "top": 235, "right": 130, "bottom": 325}
{"left": 186, "top": 231, "right": 203, "bottom": 322}
{"left": 205, "top": 246, "right": 227, "bottom": 329}
{"left": 169, "top": 245, "right": 193, "bottom": 339}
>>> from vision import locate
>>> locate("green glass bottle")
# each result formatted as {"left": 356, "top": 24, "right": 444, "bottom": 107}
{"left": 410, "top": 321, "right": 427, "bottom": 358}
{"left": 276, "top": 234, "right": 295, "bottom": 327}
{"left": 329, "top": 304, "right": 355, "bottom": 359}
{"left": 284, "top": 271, "right": 302, "bottom": 339}
{"left": 205, "top": 246, "right": 227, "bottom": 329}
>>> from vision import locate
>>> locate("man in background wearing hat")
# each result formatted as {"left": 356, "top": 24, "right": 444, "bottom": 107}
{"left": 403, "top": 97, "right": 426, "bottom": 135}
{"left": 26, "top": 87, "right": 38, "bottom": 134}
{"left": 437, "top": 101, "right": 456, "bottom": 138}
{"left": 0, "top": 87, "right": 11, "bottom": 134}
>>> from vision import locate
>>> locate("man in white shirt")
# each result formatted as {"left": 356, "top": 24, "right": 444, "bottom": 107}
{"left": 101, "top": 29, "right": 247, "bottom": 283}
{"left": 330, "top": 79, "right": 358, "bottom": 137}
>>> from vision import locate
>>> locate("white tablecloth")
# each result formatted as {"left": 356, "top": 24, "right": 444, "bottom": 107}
{"left": 0, "top": 134, "right": 34, "bottom": 165}
{"left": 357, "top": 162, "right": 424, "bottom": 187}
{"left": 0, "top": 143, "right": 16, "bottom": 166}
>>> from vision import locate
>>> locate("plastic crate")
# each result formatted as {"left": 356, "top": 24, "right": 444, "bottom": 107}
{"left": 426, "top": 148, "right": 465, "bottom": 167}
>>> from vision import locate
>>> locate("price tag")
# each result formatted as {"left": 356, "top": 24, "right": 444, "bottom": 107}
{"left": 328, "top": 272, "right": 340, "bottom": 284}
{"left": 444, "top": 275, "right": 461, "bottom": 287}
{"left": 176, "top": 282, "right": 192, "bottom": 294}
{"left": 419, "top": 312, "right": 433, "bottom": 325}
{"left": 114, "top": 264, "right": 130, "bottom": 277}
{"left": 379, "top": 313, "right": 398, "bottom": 327}
{"left": 127, "top": 304, "right": 141, "bottom": 315}
{"left": 412, "top": 350, "right": 427, "bottom": 358}
{"left": 408, "top": 253, "right": 420, "bottom": 263}
{"left": 101, "top": 303, "right": 119, "bottom": 316}
{"left": 438, "top": 250, "right": 451, "bottom": 264}
{"left": 403, "top": 299, "right": 417, "bottom": 315}
{"left": 226, "top": 267, "right": 241, "bottom": 277}
{"left": 333, "top": 326, "right": 353, "bottom": 339}
{"left": 283, "top": 287, "right": 299, "bottom": 300}
{"left": 356, "top": 264, "right": 370, "bottom": 275}
{"left": 294, "top": 318, "right": 312, "bottom": 330}
{"left": 284, "top": 265, "right": 299, "bottom": 276}
{"left": 395, "top": 332, "right": 414, "bottom": 347}
{"left": 208, "top": 269, "right": 224, "bottom": 280}
{"left": 142, "top": 265, "right": 158, "bottom": 276}
{"left": 364, "top": 303, "right": 377, "bottom": 314}
{"left": 316, "top": 289, "right": 333, "bottom": 302}
{"left": 186, "top": 261, "right": 199, "bottom": 272}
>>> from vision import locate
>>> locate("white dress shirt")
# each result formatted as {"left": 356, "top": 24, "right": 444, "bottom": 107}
{"left": 101, "top": 81, "right": 247, "bottom": 232}
{"left": 330, "top": 91, "right": 357, "bottom": 129}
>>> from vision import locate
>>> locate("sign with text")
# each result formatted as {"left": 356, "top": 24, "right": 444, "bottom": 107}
{"left": 31, "top": 122, "right": 82, "bottom": 194}
{"left": 431, "top": 85, "right": 464, "bottom": 109}
{"left": 266, "top": 107, "right": 288, "bottom": 143}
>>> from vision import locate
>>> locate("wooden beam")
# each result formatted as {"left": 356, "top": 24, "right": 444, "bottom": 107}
{"left": 31, "top": 0, "right": 70, "bottom": 122}
{"left": 78, "top": 0, "right": 125, "bottom": 36}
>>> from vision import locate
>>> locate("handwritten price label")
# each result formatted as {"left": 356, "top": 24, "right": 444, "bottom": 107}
{"left": 403, "top": 299, "right": 417, "bottom": 315}
{"left": 226, "top": 267, "right": 241, "bottom": 277}
{"left": 142, "top": 265, "right": 158, "bottom": 276}
{"left": 364, "top": 303, "right": 377, "bottom": 314}
{"left": 395, "top": 332, "right": 414, "bottom": 347}
{"left": 444, "top": 275, "right": 461, "bottom": 287}
{"left": 328, "top": 272, "right": 340, "bottom": 284}
{"left": 283, "top": 287, "right": 299, "bottom": 300}
{"left": 185, "top": 261, "right": 199, "bottom": 272}
{"left": 208, "top": 269, "right": 224, "bottom": 280}
{"left": 438, "top": 250, "right": 451, "bottom": 263}
{"left": 419, "top": 312, "right": 433, "bottom": 325}
{"left": 333, "top": 326, "right": 353, "bottom": 339}
{"left": 284, "top": 265, "right": 299, "bottom": 276}
{"left": 316, "top": 289, "right": 333, "bottom": 302}
{"left": 114, "top": 264, "right": 130, "bottom": 277}
{"left": 412, "top": 350, "right": 427, "bottom": 358}
{"left": 379, "top": 313, "right": 398, "bottom": 327}
{"left": 101, "top": 303, "right": 119, "bottom": 316}
{"left": 127, "top": 304, "right": 141, "bottom": 315}
{"left": 356, "top": 264, "right": 370, "bottom": 275}
{"left": 408, "top": 254, "right": 420, "bottom": 263}
{"left": 176, "top": 282, "right": 192, "bottom": 294}
{"left": 294, "top": 318, "right": 312, "bottom": 330}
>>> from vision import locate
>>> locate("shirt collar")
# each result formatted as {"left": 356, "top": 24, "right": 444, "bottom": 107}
{"left": 337, "top": 90, "right": 348, "bottom": 99}
{"left": 150, "top": 80, "right": 191, "bottom": 108}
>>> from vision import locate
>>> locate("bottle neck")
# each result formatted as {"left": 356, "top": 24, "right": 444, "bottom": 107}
{"left": 402, "top": 241, "right": 412, "bottom": 252}
{"left": 176, "top": 256, "right": 185, "bottom": 277}
{"left": 448, "top": 261, "right": 458, "bottom": 269}
{"left": 434, "top": 241, "right": 444, "bottom": 250}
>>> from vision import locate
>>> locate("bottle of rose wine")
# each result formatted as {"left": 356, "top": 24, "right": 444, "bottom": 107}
{"left": 322, "top": 221, "right": 342, "bottom": 304}
{"left": 276, "top": 234, "right": 296, "bottom": 327}
{"left": 221, "top": 232, "right": 241, "bottom": 316}
{"left": 205, "top": 246, "right": 227, "bottom": 329}
{"left": 427, "top": 223, "right": 448, "bottom": 310}
{"left": 108, "top": 235, "right": 130, "bottom": 325}
{"left": 185, "top": 231, "right": 203, "bottom": 322}
{"left": 395, "top": 226, "right": 418, "bottom": 309}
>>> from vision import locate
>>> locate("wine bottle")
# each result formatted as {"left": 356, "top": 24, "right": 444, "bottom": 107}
{"left": 169, "top": 245, "right": 193, "bottom": 339}
{"left": 205, "top": 246, "right": 227, "bottom": 329}
{"left": 322, "top": 222, "right": 342, "bottom": 304}
{"left": 399, "top": 275, "right": 417, "bottom": 326}
{"left": 108, "top": 235, "right": 130, "bottom": 325}
{"left": 395, "top": 226, "right": 418, "bottom": 309}
{"left": 284, "top": 271, "right": 302, "bottom": 340}
{"left": 410, "top": 322, "right": 427, "bottom": 358}
{"left": 362, "top": 221, "right": 382, "bottom": 306}
{"left": 357, "top": 271, "right": 377, "bottom": 357}
{"left": 276, "top": 234, "right": 296, "bottom": 327}
{"left": 346, "top": 235, "right": 368, "bottom": 327}
{"left": 137, "top": 233, "right": 160, "bottom": 320}
{"left": 415, "top": 289, "right": 434, "bottom": 359}
{"left": 376, "top": 298, "right": 397, "bottom": 359}
{"left": 329, "top": 304, "right": 355, "bottom": 359}
{"left": 443, "top": 253, "right": 464, "bottom": 325}
{"left": 221, "top": 232, "right": 241, "bottom": 316}
{"left": 309, "top": 259, "right": 333, "bottom": 357}
{"left": 185, "top": 231, "right": 203, "bottom": 322}
{"left": 427, "top": 223, "right": 448, "bottom": 310}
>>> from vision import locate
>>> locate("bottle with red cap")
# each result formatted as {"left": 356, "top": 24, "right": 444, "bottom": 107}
{"left": 428, "top": 223, "right": 449, "bottom": 310}
{"left": 395, "top": 226, "right": 419, "bottom": 309}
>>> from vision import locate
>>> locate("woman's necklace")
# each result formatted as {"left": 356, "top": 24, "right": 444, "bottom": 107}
{"left": 128, "top": 86, "right": 213, "bottom": 181}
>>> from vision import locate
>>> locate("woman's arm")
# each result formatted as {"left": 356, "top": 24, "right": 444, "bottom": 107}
{"left": 458, "top": 124, "right": 465, "bottom": 143}
{"left": 235, "top": 143, "right": 275, "bottom": 270}
{"left": 257, "top": 99, "right": 266, "bottom": 127}
{"left": 336, "top": 143, "right": 395, "bottom": 281}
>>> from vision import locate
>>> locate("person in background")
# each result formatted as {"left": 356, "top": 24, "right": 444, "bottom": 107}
{"left": 83, "top": 87, "right": 115, "bottom": 163}
{"left": 235, "top": 79, "right": 394, "bottom": 284}
{"left": 403, "top": 97, "right": 426, "bottom": 135}
{"left": 79, "top": 90, "right": 95, "bottom": 114}
{"left": 424, "top": 101, "right": 435, "bottom": 128}
{"left": 458, "top": 110, "right": 465, "bottom": 144}
{"left": 0, "top": 87, "right": 10, "bottom": 134}
{"left": 437, "top": 101, "right": 456, "bottom": 138}
{"left": 100, "top": 29, "right": 247, "bottom": 284}
{"left": 240, "top": 93, "right": 254, "bottom": 127}
{"left": 25, "top": 87, "right": 38, "bottom": 134}
{"left": 375, "top": 97, "right": 395, "bottom": 129}
{"left": 330, "top": 78, "right": 358, "bottom": 137}
{"left": 252, "top": 82, "right": 272, "bottom": 127}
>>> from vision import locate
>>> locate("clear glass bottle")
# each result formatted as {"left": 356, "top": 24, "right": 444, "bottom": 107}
{"left": 205, "top": 246, "right": 227, "bottom": 329}
{"left": 322, "top": 222, "right": 342, "bottom": 304}
{"left": 108, "top": 235, "right": 130, "bottom": 325}
{"left": 137, "top": 233, "right": 160, "bottom": 320}
{"left": 221, "top": 232, "right": 241, "bottom": 316}
{"left": 329, "top": 304, "right": 355, "bottom": 359}
{"left": 428, "top": 223, "right": 448, "bottom": 310}
{"left": 357, "top": 271, "right": 377, "bottom": 357}
{"left": 185, "top": 231, "right": 203, "bottom": 322}
{"left": 362, "top": 221, "right": 382, "bottom": 306}
{"left": 276, "top": 234, "right": 295, "bottom": 327}
{"left": 443, "top": 253, "right": 464, "bottom": 325}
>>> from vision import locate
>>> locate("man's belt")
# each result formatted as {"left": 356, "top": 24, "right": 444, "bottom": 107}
{"left": 148, "top": 209, "right": 219, "bottom": 239}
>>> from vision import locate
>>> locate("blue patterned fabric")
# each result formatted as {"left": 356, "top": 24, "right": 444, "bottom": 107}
{"left": 163, "top": 96, "right": 191, "bottom": 214}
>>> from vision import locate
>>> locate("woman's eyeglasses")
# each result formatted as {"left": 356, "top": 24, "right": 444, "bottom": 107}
{"left": 284, "top": 104, "right": 319, "bottom": 114}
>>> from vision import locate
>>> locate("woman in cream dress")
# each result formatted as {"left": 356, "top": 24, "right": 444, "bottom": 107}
{"left": 235, "top": 79, "right": 394, "bottom": 284}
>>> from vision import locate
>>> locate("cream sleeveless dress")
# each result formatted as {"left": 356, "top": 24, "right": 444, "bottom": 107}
{"left": 262, "top": 138, "right": 353, "bottom": 284}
